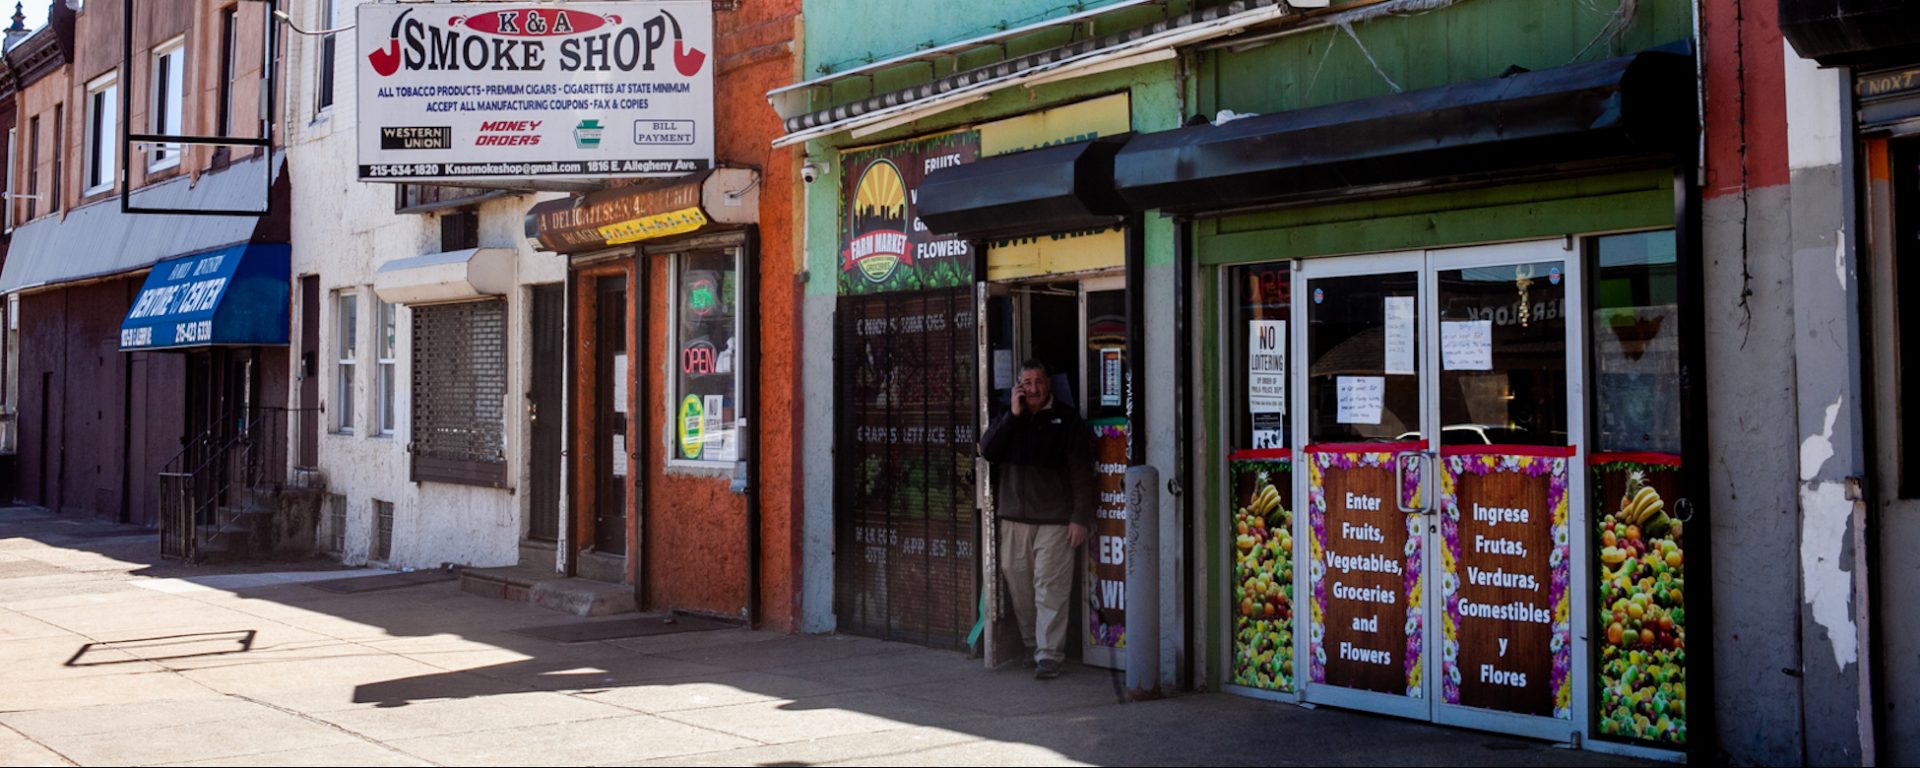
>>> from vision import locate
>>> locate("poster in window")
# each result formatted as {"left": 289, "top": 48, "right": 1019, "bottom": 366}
{"left": 1232, "top": 454, "right": 1293, "bottom": 692}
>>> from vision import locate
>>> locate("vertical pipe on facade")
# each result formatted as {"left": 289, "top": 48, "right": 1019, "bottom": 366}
{"left": 1174, "top": 217, "right": 1194, "bottom": 691}
{"left": 632, "top": 255, "right": 649, "bottom": 603}
{"left": 1124, "top": 217, "right": 1147, "bottom": 464}
{"left": 743, "top": 226, "right": 762, "bottom": 629}
{"left": 1673, "top": 161, "right": 1718, "bottom": 767}
{"left": 564, "top": 269, "right": 579, "bottom": 577}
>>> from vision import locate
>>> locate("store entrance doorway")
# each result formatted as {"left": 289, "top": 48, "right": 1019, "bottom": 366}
{"left": 982, "top": 274, "right": 1130, "bottom": 671}
{"left": 1293, "top": 241, "right": 1586, "bottom": 740}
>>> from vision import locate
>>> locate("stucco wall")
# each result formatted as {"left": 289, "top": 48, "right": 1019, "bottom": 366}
{"left": 284, "top": 0, "right": 564, "bottom": 573}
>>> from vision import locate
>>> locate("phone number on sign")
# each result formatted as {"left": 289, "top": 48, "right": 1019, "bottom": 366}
{"left": 364, "top": 164, "right": 445, "bottom": 178}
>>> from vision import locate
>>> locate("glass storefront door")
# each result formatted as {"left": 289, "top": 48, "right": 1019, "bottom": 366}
{"left": 1294, "top": 241, "right": 1586, "bottom": 740}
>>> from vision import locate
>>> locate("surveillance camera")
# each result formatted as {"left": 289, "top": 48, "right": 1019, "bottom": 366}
{"left": 800, "top": 162, "right": 820, "bottom": 185}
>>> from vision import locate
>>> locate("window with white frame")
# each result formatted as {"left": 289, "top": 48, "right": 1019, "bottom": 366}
{"left": 219, "top": 6, "right": 237, "bottom": 137}
{"left": 315, "top": 0, "right": 337, "bottom": 113}
{"left": 376, "top": 299, "right": 397, "bottom": 436}
{"left": 4, "top": 126, "right": 14, "bottom": 232}
{"left": 335, "top": 290, "right": 358, "bottom": 434}
{"left": 670, "top": 249, "right": 741, "bottom": 465}
{"left": 84, "top": 72, "right": 118, "bottom": 195}
{"left": 150, "top": 38, "right": 185, "bottom": 170}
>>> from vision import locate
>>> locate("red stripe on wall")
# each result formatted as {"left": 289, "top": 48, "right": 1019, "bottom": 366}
{"left": 1702, "top": 0, "right": 1790, "bottom": 198}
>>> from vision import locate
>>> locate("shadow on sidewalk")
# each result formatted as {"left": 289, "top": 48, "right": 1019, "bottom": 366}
{"left": 0, "top": 506, "right": 1653, "bottom": 767}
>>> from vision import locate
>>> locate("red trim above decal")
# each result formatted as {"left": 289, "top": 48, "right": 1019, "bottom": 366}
{"left": 1304, "top": 441, "right": 1426, "bottom": 455}
{"left": 1229, "top": 448, "right": 1292, "bottom": 461}
{"left": 1440, "top": 444, "right": 1578, "bottom": 458}
{"left": 1590, "top": 451, "right": 1684, "bottom": 467}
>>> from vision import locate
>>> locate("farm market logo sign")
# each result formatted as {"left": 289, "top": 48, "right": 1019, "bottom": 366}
{"left": 835, "top": 131, "right": 980, "bottom": 294}
{"left": 843, "top": 161, "right": 911, "bottom": 284}
{"left": 367, "top": 7, "right": 706, "bottom": 78}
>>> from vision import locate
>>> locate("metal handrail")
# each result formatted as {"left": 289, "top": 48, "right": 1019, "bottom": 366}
{"left": 159, "top": 406, "right": 320, "bottom": 561}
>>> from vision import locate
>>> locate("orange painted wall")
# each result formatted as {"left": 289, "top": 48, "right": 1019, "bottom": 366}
{"left": 632, "top": 0, "right": 802, "bottom": 631}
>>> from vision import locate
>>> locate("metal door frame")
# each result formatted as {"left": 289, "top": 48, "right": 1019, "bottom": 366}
{"left": 1294, "top": 250, "right": 1432, "bottom": 721}
{"left": 1424, "top": 239, "right": 1588, "bottom": 743}
{"left": 1291, "top": 242, "right": 1589, "bottom": 740}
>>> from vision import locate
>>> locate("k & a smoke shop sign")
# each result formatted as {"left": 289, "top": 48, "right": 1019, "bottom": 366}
{"left": 357, "top": 1, "right": 714, "bottom": 182}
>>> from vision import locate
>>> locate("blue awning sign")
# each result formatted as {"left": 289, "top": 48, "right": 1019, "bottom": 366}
{"left": 119, "top": 244, "right": 290, "bottom": 351}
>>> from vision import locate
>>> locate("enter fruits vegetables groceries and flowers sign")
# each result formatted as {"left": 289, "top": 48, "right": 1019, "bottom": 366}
{"left": 838, "top": 131, "right": 981, "bottom": 295}
{"left": 356, "top": 1, "right": 715, "bottom": 181}
{"left": 1232, "top": 456, "right": 1294, "bottom": 692}
{"left": 1307, "top": 446, "right": 1424, "bottom": 697}
{"left": 1594, "top": 456, "right": 1688, "bottom": 746}
{"left": 1437, "top": 448, "right": 1574, "bottom": 720}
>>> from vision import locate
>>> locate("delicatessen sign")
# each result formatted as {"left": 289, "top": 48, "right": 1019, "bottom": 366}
{"left": 357, "top": 1, "right": 714, "bottom": 182}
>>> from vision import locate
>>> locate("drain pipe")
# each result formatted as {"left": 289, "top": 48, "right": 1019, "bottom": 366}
{"left": 633, "top": 254, "right": 650, "bottom": 607}
{"left": 1174, "top": 216, "right": 1196, "bottom": 691}
{"left": 739, "top": 226, "right": 763, "bottom": 629}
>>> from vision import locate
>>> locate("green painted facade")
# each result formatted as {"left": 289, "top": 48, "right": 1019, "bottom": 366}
{"left": 1190, "top": 0, "right": 1696, "bottom": 691}
{"left": 798, "top": 1, "right": 1190, "bottom": 298}
{"left": 797, "top": 0, "right": 1699, "bottom": 696}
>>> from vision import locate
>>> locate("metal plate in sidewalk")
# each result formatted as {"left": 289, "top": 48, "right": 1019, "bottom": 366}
{"left": 509, "top": 614, "right": 739, "bottom": 644}
{"left": 307, "top": 569, "right": 459, "bottom": 594}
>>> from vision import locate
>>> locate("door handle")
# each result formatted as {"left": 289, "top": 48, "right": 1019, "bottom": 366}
{"left": 1395, "top": 450, "right": 1434, "bottom": 515}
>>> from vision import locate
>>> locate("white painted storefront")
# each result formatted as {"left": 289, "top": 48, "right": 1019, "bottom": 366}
{"left": 282, "top": 0, "right": 566, "bottom": 572}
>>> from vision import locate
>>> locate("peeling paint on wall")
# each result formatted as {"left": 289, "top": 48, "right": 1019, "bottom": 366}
{"left": 1798, "top": 396, "right": 1858, "bottom": 670}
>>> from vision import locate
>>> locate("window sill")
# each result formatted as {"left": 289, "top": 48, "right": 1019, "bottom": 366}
{"left": 146, "top": 158, "right": 181, "bottom": 174}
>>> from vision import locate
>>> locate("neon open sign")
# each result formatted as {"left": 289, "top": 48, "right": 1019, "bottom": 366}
{"left": 682, "top": 340, "right": 716, "bottom": 375}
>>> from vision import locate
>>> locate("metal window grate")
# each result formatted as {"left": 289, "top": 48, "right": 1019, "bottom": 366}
{"left": 411, "top": 299, "right": 508, "bottom": 486}
{"left": 327, "top": 493, "right": 346, "bottom": 555}
{"left": 373, "top": 499, "right": 394, "bottom": 561}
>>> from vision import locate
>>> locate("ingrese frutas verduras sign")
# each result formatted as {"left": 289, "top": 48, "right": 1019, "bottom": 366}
{"left": 356, "top": 1, "right": 714, "bottom": 183}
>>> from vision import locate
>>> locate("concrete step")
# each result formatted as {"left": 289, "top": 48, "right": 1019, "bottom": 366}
{"left": 531, "top": 578, "right": 637, "bottom": 617}
{"left": 458, "top": 566, "right": 636, "bottom": 617}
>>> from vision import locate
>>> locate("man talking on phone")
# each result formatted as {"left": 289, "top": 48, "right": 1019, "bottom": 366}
{"left": 980, "top": 359, "right": 1095, "bottom": 680}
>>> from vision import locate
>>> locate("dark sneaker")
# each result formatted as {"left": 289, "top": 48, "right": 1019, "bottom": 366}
{"left": 1035, "top": 659, "right": 1062, "bottom": 680}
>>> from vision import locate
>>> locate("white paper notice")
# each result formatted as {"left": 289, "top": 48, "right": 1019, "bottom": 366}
{"left": 611, "top": 434, "right": 627, "bottom": 477}
{"left": 612, "top": 353, "right": 629, "bottom": 414}
{"left": 1441, "top": 320, "right": 1494, "bottom": 371}
{"left": 1383, "top": 297, "right": 1416, "bottom": 375}
{"left": 1336, "top": 376, "right": 1386, "bottom": 425}
{"left": 993, "top": 350, "right": 1014, "bottom": 390}
{"left": 1248, "top": 320, "right": 1287, "bottom": 414}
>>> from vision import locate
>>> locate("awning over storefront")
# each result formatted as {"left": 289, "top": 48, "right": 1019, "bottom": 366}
{"left": 373, "top": 248, "right": 515, "bottom": 305}
{"left": 0, "top": 152, "right": 284, "bottom": 294}
{"left": 118, "top": 244, "right": 290, "bottom": 351}
{"left": 1112, "top": 47, "right": 1696, "bottom": 216}
{"left": 1781, "top": 0, "right": 1920, "bottom": 67}
{"left": 766, "top": 0, "right": 1294, "bottom": 148}
{"left": 917, "top": 134, "right": 1130, "bottom": 240}
{"left": 524, "top": 168, "right": 760, "bottom": 255}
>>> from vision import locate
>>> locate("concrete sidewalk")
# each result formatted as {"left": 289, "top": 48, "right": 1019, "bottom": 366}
{"left": 0, "top": 507, "right": 1653, "bottom": 767}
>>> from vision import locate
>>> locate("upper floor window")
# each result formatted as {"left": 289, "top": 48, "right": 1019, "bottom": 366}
{"left": 150, "top": 38, "right": 185, "bottom": 170}
{"left": 85, "top": 72, "right": 118, "bottom": 196}
{"left": 219, "top": 6, "right": 238, "bottom": 137}
{"left": 22, "top": 116, "right": 35, "bottom": 221}
{"left": 315, "top": 0, "right": 337, "bottom": 113}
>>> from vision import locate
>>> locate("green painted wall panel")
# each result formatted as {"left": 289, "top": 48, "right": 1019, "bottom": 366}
{"left": 1197, "top": 170, "right": 1675, "bottom": 265}
{"left": 1202, "top": 0, "right": 1694, "bottom": 116}
{"left": 801, "top": 61, "right": 1183, "bottom": 297}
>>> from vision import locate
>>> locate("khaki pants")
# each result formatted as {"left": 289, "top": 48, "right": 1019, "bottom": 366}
{"left": 1000, "top": 520, "right": 1075, "bottom": 664}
